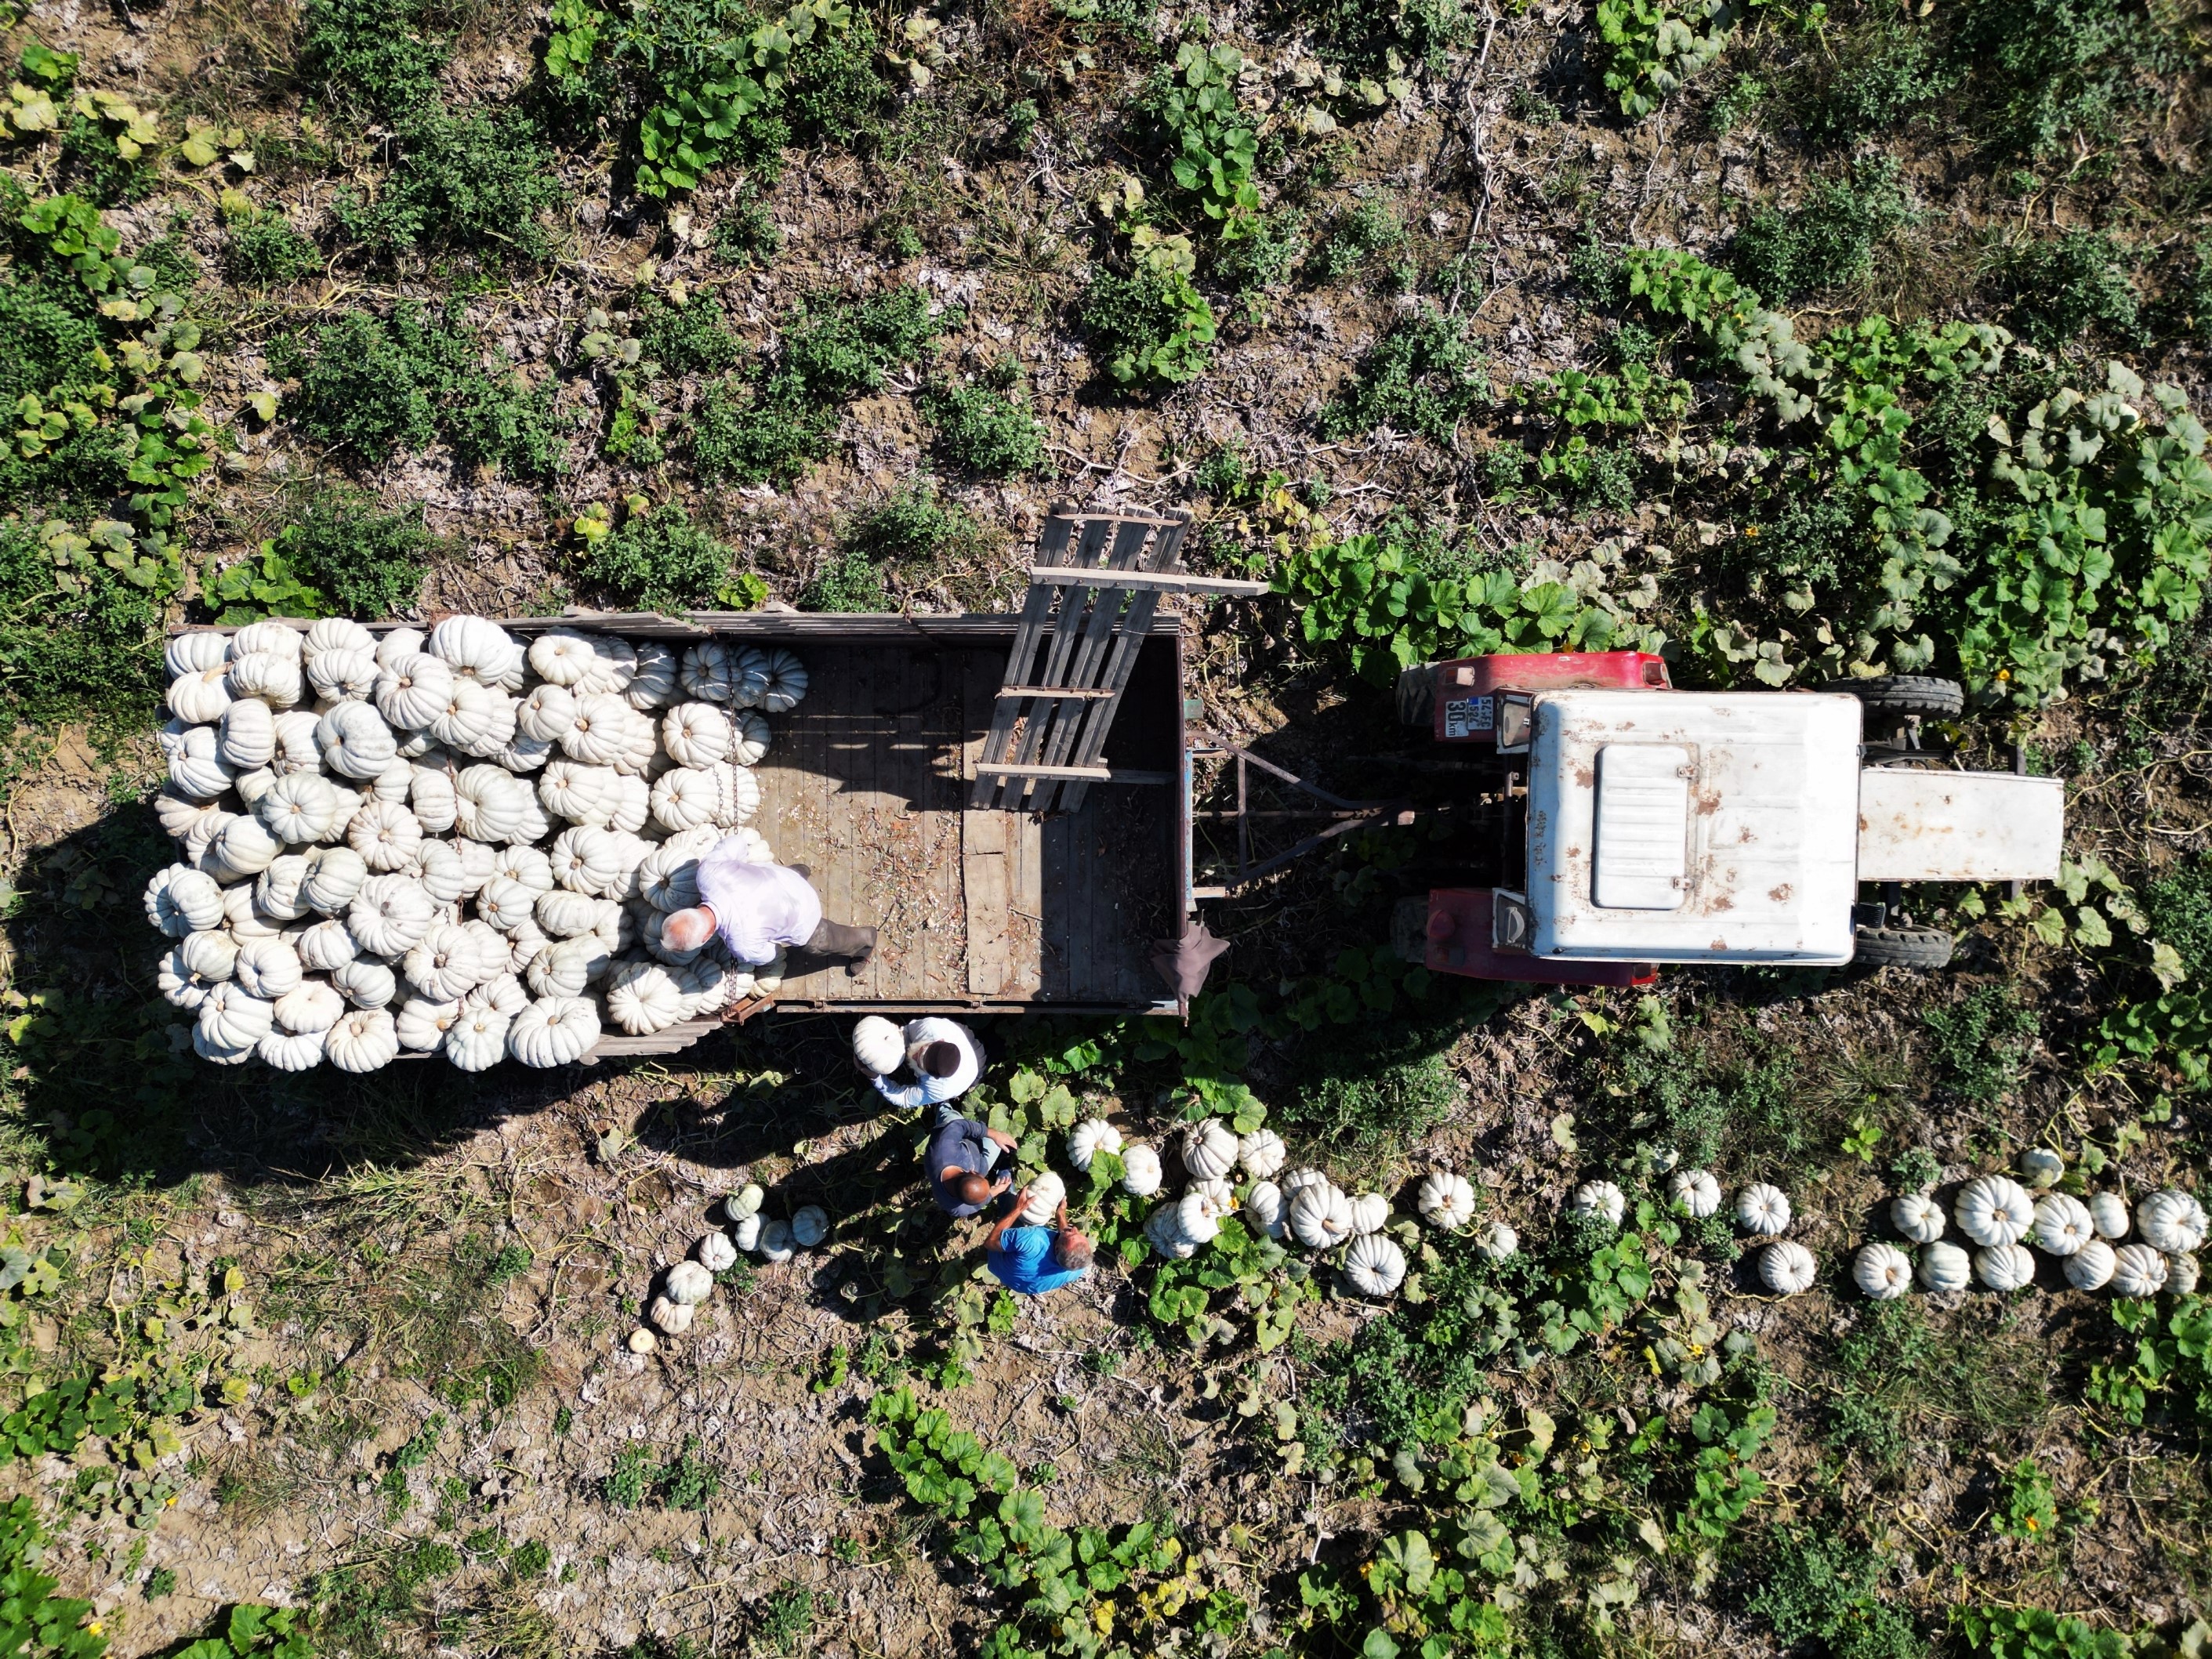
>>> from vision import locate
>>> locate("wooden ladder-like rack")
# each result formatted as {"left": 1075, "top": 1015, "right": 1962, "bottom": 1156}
{"left": 969, "top": 506, "right": 1267, "bottom": 816}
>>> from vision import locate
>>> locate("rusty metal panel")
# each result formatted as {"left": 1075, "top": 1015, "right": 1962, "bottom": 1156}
{"left": 1856, "top": 768, "right": 2065, "bottom": 882}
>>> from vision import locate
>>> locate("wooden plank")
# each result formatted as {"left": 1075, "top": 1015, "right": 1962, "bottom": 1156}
{"left": 1039, "top": 810, "right": 1074, "bottom": 1000}
{"left": 963, "top": 650, "right": 1017, "bottom": 998}
{"left": 1025, "top": 568, "right": 1271, "bottom": 595}
{"left": 1002, "top": 516, "right": 1118, "bottom": 812}
{"left": 1061, "top": 516, "right": 1190, "bottom": 813}
{"left": 969, "top": 515, "right": 1080, "bottom": 810}
{"left": 920, "top": 650, "right": 966, "bottom": 1000}
{"left": 994, "top": 685, "right": 1119, "bottom": 700}
{"left": 974, "top": 763, "right": 1170, "bottom": 784}
{"left": 1026, "top": 520, "right": 1156, "bottom": 810}
{"left": 833, "top": 647, "right": 873, "bottom": 993}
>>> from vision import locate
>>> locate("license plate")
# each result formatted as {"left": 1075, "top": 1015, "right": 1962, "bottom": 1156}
{"left": 1444, "top": 695, "right": 1495, "bottom": 738}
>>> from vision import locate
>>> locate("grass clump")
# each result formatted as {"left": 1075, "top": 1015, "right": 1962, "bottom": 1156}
{"left": 281, "top": 302, "right": 560, "bottom": 479}
{"left": 918, "top": 362, "right": 1045, "bottom": 477}
{"left": 1730, "top": 161, "right": 1909, "bottom": 302}
{"left": 1081, "top": 263, "right": 1218, "bottom": 389}
{"left": 263, "top": 491, "right": 443, "bottom": 619}
{"left": 692, "top": 286, "right": 939, "bottom": 484}
{"left": 602, "top": 1437, "right": 722, "bottom": 1510}
{"left": 335, "top": 105, "right": 562, "bottom": 269}
{"left": 800, "top": 483, "right": 991, "bottom": 610}
{"left": 299, "top": 0, "right": 450, "bottom": 122}
{"left": 713, "top": 192, "right": 783, "bottom": 267}
{"left": 1921, "top": 986, "right": 2038, "bottom": 1106}
{"left": 638, "top": 292, "right": 742, "bottom": 378}
{"left": 1748, "top": 1530, "right": 1924, "bottom": 1659}
{"left": 1988, "top": 232, "right": 2142, "bottom": 350}
{"left": 1307, "top": 198, "right": 1405, "bottom": 284}
{"left": 0, "top": 517, "right": 168, "bottom": 720}
{"left": 1315, "top": 309, "right": 1489, "bottom": 444}
{"left": 578, "top": 503, "right": 736, "bottom": 613}
{"left": 224, "top": 211, "right": 323, "bottom": 284}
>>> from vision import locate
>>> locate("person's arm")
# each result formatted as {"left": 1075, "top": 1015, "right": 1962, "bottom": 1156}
{"left": 873, "top": 1073, "right": 927, "bottom": 1110}
{"left": 984, "top": 1126, "right": 1017, "bottom": 1153}
{"left": 987, "top": 1194, "right": 1024, "bottom": 1252}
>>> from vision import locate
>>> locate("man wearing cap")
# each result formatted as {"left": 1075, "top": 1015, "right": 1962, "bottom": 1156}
{"left": 871, "top": 1016, "right": 984, "bottom": 1110}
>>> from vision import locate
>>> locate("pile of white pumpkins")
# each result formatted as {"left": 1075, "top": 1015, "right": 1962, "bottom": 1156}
{"left": 1057, "top": 1114, "right": 1506, "bottom": 1299}
{"left": 143, "top": 615, "right": 810, "bottom": 1072}
{"left": 635, "top": 1183, "right": 832, "bottom": 1350}
{"left": 1855, "top": 1152, "right": 2204, "bottom": 1302}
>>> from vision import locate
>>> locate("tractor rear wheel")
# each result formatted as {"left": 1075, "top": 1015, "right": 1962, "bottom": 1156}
{"left": 1826, "top": 676, "right": 1966, "bottom": 719}
{"left": 1852, "top": 925, "right": 1955, "bottom": 969}
{"left": 1397, "top": 664, "right": 1439, "bottom": 730}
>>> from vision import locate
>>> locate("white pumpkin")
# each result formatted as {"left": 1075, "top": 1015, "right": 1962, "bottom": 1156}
{"left": 2137, "top": 1190, "right": 2208, "bottom": 1255}
{"left": 727, "top": 1183, "right": 766, "bottom": 1221}
{"left": 651, "top": 766, "right": 735, "bottom": 833}
{"left": 756, "top": 648, "right": 808, "bottom": 714}
{"left": 256, "top": 856, "right": 316, "bottom": 922}
{"left": 606, "top": 961, "right": 687, "bottom": 1034}
{"left": 695, "top": 1232, "right": 738, "bottom": 1273}
{"left": 2087, "top": 1193, "right": 2130, "bottom": 1240}
{"left": 539, "top": 761, "right": 619, "bottom": 826}
{"left": 154, "top": 786, "right": 221, "bottom": 845}
{"left": 168, "top": 724, "right": 237, "bottom": 799}
{"left": 1955, "top": 1176, "right": 2036, "bottom": 1248}
{"left": 1656, "top": 1168, "right": 1717, "bottom": 1219}
{"left": 575, "top": 634, "right": 637, "bottom": 696}
{"left": 198, "top": 982, "right": 274, "bottom": 1050}
{"left": 408, "top": 762, "right": 459, "bottom": 833}
{"left": 527, "top": 632, "right": 597, "bottom": 686}
{"left": 296, "top": 918, "right": 357, "bottom": 973}
{"left": 2018, "top": 1147, "right": 2065, "bottom": 1190}
{"left": 395, "top": 996, "right": 462, "bottom": 1052}
{"left": 231, "top": 621, "right": 303, "bottom": 662}
{"left": 255, "top": 773, "right": 340, "bottom": 847}
{"left": 1145, "top": 1204, "right": 1197, "bottom": 1260}
{"left": 1853, "top": 1241, "right": 1913, "bottom": 1299}
{"left": 441, "top": 1005, "right": 510, "bottom": 1071}
{"left": 306, "top": 647, "right": 379, "bottom": 703}
{"left": 1478, "top": 1222, "right": 1519, "bottom": 1259}
{"left": 234, "top": 935, "right": 303, "bottom": 1000}
{"left": 2168, "top": 1254, "right": 2200, "bottom": 1295}
{"left": 1068, "top": 1118, "right": 1123, "bottom": 1172}
{"left": 2031, "top": 1194, "right": 2095, "bottom": 1257}
{"left": 664, "top": 1260, "right": 715, "bottom": 1306}
{"left": 374, "top": 627, "right": 426, "bottom": 671}
{"left": 547, "top": 828, "right": 626, "bottom": 897}
{"left": 428, "top": 678, "right": 517, "bottom": 759}
{"left": 535, "top": 888, "right": 604, "bottom": 939}
{"left": 2064, "top": 1239, "right": 2116, "bottom": 1291}
{"left": 627, "top": 640, "right": 678, "bottom": 709}
{"left": 1759, "top": 1240, "right": 1818, "bottom": 1295}
{"left": 349, "top": 799, "right": 426, "bottom": 872}
{"left": 462, "top": 971, "right": 528, "bottom": 1017}
{"left": 680, "top": 641, "right": 742, "bottom": 703}
{"left": 1289, "top": 1183, "right": 1354, "bottom": 1250}
{"left": 662, "top": 703, "right": 734, "bottom": 768}
{"left": 730, "top": 1213, "right": 763, "bottom": 1251}
{"left": 212, "top": 817, "right": 285, "bottom": 882}
{"left": 1119, "top": 1143, "right": 1162, "bottom": 1197}
{"left": 1344, "top": 1232, "right": 1407, "bottom": 1298}
{"left": 842, "top": 1016, "right": 900, "bottom": 1077}
{"left": 1022, "top": 1172, "right": 1068, "bottom": 1226}
{"left": 1417, "top": 1171, "right": 1477, "bottom": 1231}
{"left": 487, "top": 844, "right": 553, "bottom": 893}
{"left": 1181, "top": 1121, "right": 1239, "bottom": 1181}
{"left": 1735, "top": 1183, "right": 1792, "bottom": 1236}
{"left": 1236, "top": 1128, "right": 1286, "bottom": 1181}
{"left": 1569, "top": 1180, "right": 1626, "bottom": 1227}
{"left": 302, "top": 846, "right": 368, "bottom": 914}
{"left": 1347, "top": 1193, "right": 1390, "bottom": 1235}
{"left": 227, "top": 650, "right": 303, "bottom": 708}
{"left": 1917, "top": 1241, "right": 1972, "bottom": 1292}
{"left": 730, "top": 709, "right": 771, "bottom": 766}
{"left": 604, "top": 773, "right": 652, "bottom": 835}
{"left": 270, "top": 709, "right": 323, "bottom": 775}
{"left": 374, "top": 653, "right": 454, "bottom": 730}
{"left": 145, "top": 865, "right": 226, "bottom": 936}
{"left": 168, "top": 666, "right": 234, "bottom": 726}
{"left": 332, "top": 958, "right": 397, "bottom": 1011}
{"left": 303, "top": 616, "right": 376, "bottom": 659}
{"left": 404, "top": 923, "right": 491, "bottom": 1001}
{"left": 348, "top": 874, "right": 435, "bottom": 957}
{"left": 471, "top": 877, "right": 535, "bottom": 933}
{"left": 179, "top": 929, "right": 239, "bottom": 983}
{"left": 165, "top": 630, "right": 230, "bottom": 679}
{"left": 636, "top": 846, "right": 702, "bottom": 914}
{"left": 259, "top": 1027, "right": 326, "bottom": 1070}
{"left": 508, "top": 994, "right": 600, "bottom": 1067}
{"left": 428, "top": 616, "right": 523, "bottom": 686}
{"left": 222, "top": 881, "right": 278, "bottom": 937}
{"left": 1891, "top": 1193, "right": 1946, "bottom": 1244}
{"left": 272, "top": 980, "right": 344, "bottom": 1035}
{"left": 1280, "top": 1167, "right": 1328, "bottom": 1197}
{"left": 218, "top": 697, "right": 277, "bottom": 770}
{"left": 315, "top": 701, "right": 397, "bottom": 781}
{"left": 1976, "top": 1243, "right": 2037, "bottom": 1292}
{"left": 2110, "top": 1244, "right": 2168, "bottom": 1299}
{"left": 158, "top": 947, "right": 215, "bottom": 1010}
{"left": 790, "top": 1206, "right": 829, "bottom": 1248}
{"left": 191, "top": 1022, "right": 256, "bottom": 1065}
{"left": 1245, "top": 1181, "right": 1285, "bottom": 1238}
{"left": 524, "top": 939, "right": 594, "bottom": 998}
{"left": 453, "top": 766, "right": 530, "bottom": 843}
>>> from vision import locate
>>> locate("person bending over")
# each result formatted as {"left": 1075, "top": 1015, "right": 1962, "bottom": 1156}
{"left": 928, "top": 1108, "right": 1016, "bottom": 1219}
{"left": 871, "top": 1017, "right": 983, "bottom": 1110}
{"left": 662, "top": 842, "right": 876, "bottom": 975}
{"left": 985, "top": 1189, "right": 1093, "bottom": 1296}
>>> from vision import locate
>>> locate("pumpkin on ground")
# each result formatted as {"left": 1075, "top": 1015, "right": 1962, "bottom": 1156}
{"left": 1418, "top": 1172, "right": 1477, "bottom": 1231}
{"left": 1955, "top": 1176, "right": 2036, "bottom": 1248}
{"left": 1853, "top": 1242, "right": 1913, "bottom": 1299}
{"left": 1344, "top": 1233, "right": 1407, "bottom": 1298}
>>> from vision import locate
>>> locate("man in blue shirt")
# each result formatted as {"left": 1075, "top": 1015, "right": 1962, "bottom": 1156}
{"left": 985, "top": 1188, "right": 1093, "bottom": 1296}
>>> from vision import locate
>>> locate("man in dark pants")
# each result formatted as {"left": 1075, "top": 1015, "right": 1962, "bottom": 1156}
{"left": 927, "top": 1107, "right": 1017, "bottom": 1220}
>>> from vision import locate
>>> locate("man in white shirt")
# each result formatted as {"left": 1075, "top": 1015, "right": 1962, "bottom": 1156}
{"left": 661, "top": 844, "right": 876, "bottom": 974}
{"left": 872, "top": 1017, "right": 983, "bottom": 1110}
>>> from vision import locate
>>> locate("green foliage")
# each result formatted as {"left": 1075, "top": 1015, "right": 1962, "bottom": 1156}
{"left": 264, "top": 492, "right": 441, "bottom": 619}
{"left": 1597, "top": 0, "right": 1748, "bottom": 118}
{"left": 335, "top": 105, "right": 562, "bottom": 268}
{"left": 637, "top": 292, "right": 742, "bottom": 378}
{"left": 1990, "top": 233, "right": 2142, "bottom": 351}
{"left": 712, "top": 192, "right": 783, "bottom": 266}
{"left": 1922, "top": 987, "right": 2038, "bottom": 1105}
{"left": 0, "top": 517, "right": 172, "bottom": 719}
{"left": 1993, "top": 1456, "right": 2059, "bottom": 1541}
{"left": 1795, "top": 20, "right": 1950, "bottom": 144}
{"left": 1748, "top": 1530, "right": 1924, "bottom": 1659}
{"left": 1955, "top": 1606, "right": 2141, "bottom": 1658}
{"left": 2085, "top": 1295, "right": 2212, "bottom": 1440}
{"left": 1731, "top": 161, "right": 1909, "bottom": 302}
{"left": 578, "top": 502, "right": 736, "bottom": 613}
{"left": 693, "top": 286, "right": 939, "bottom": 483}
{"left": 171, "top": 1603, "right": 314, "bottom": 1659}
{"left": 801, "top": 481, "right": 988, "bottom": 610}
{"left": 0, "top": 1497, "right": 106, "bottom": 1659}
{"left": 1942, "top": 0, "right": 2176, "bottom": 160}
{"left": 918, "top": 364, "right": 1045, "bottom": 477}
{"left": 285, "top": 302, "right": 560, "bottom": 479}
{"left": 1308, "top": 198, "right": 1405, "bottom": 284}
{"left": 299, "top": 0, "right": 451, "bottom": 121}
{"left": 223, "top": 211, "right": 321, "bottom": 284}
{"left": 1273, "top": 0, "right": 1475, "bottom": 85}
{"left": 1081, "top": 264, "right": 1217, "bottom": 389}
{"left": 205, "top": 543, "right": 328, "bottom": 625}
{"left": 1140, "top": 43, "right": 1261, "bottom": 234}
{"left": 1315, "top": 310, "right": 1489, "bottom": 444}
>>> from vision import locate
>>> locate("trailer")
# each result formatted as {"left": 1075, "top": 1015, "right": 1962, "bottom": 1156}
{"left": 167, "top": 508, "right": 1273, "bottom": 1066}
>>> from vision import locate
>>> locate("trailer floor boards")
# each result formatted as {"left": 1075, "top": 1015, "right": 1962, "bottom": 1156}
{"left": 751, "top": 644, "right": 1173, "bottom": 1012}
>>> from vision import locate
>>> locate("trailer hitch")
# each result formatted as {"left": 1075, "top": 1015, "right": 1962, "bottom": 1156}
{"left": 1188, "top": 727, "right": 1414, "bottom": 898}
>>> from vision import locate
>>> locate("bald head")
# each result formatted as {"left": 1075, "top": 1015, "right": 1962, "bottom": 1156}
{"left": 953, "top": 1172, "right": 993, "bottom": 1208}
{"left": 662, "top": 905, "right": 717, "bottom": 952}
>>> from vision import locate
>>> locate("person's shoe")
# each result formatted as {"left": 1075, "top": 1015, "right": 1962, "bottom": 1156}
{"left": 844, "top": 927, "right": 879, "bottom": 976}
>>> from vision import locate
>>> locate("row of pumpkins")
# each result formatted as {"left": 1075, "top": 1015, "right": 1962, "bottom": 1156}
{"left": 633, "top": 1183, "right": 834, "bottom": 1349}
{"left": 1611, "top": 1156, "right": 2207, "bottom": 1301}
{"left": 143, "top": 616, "right": 807, "bottom": 1070}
